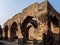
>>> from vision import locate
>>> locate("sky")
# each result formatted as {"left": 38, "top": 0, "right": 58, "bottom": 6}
{"left": 0, "top": 0, "right": 60, "bottom": 27}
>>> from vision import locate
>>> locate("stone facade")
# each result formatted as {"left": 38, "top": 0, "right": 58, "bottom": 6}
{"left": 3, "top": 0, "right": 60, "bottom": 41}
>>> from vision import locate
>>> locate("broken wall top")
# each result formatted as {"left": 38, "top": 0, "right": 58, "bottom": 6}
{"left": 3, "top": 0, "right": 60, "bottom": 28}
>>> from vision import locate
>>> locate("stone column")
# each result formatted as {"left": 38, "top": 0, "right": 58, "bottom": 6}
{"left": 18, "top": 25, "right": 23, "bottom": 44}
{"left": 2, "top": 29, "right": 5, "bottom": 40}
{"left": 8, "top": 29, "right": 11, "bottom": 41}
{"left": 18, "top": 33, "right": 23, "bottom": 45}
{"left": 33, "top": 39, "right": 39, "bottom": 45}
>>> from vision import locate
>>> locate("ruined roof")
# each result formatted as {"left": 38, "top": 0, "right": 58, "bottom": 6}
{"left": 39, "top": 0, "right": 60, "bottom": 15}
{"left": 22, "top": 0, "right": 60, "bottom": 18}
{"left": 4, "top": 0, "right": 60, "bottom": 27}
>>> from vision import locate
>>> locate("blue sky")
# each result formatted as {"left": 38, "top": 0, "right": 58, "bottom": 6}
{"left": 0, "top": 0, "right": 60, "bottom": 27}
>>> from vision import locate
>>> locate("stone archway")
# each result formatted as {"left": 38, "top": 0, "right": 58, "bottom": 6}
{"left": 21, "top": 16, "right": 38, "bottom": 41}
{"left": 10, "top": 22, "right": 18, "bottom": 41}
{"left": 51, "top": 16, "right": 59, "bottom": 44}
{"left": 51, "top": 16, "right": 59, "bottom": 27}
{"left": 45, "top": 15, "right": 59, "bottom": 45}
{"left": 47, "top": 15, "right": 59, "bottom": 30}
{"left": 27, "top": 18, "right": 38, "bottom": 40}
{"left": 4, "top": 25, "right": 8, "bottom": 40}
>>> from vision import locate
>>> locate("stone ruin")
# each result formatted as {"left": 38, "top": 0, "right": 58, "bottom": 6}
{"left": 0, "top": 0, "right": 60, "bottom": 45}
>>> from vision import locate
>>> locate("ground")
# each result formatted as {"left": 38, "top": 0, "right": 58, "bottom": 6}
{"left": 0, "top": 40, "right": 19, "bottom": 45}
{"left": 0, "top": 40, "right": 34, "bottom": 45}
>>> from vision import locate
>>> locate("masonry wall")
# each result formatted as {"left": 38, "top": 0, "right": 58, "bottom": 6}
{"left": 3, "top": 1, "right": 60, "bottom": 41}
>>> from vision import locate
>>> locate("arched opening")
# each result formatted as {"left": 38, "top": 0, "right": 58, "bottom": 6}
{"left": 21, "top": 16, "right": 38, "bottom": 41}
{"left": 10, "top": 22, "right": 18, "bottom": 41}
{"left": 30, "top": 19, "right": 38, "bottom": 28}
{"left": 4, "top": 25, "right": 8, "bottom": 40}
{"left": 45, "top": 15, "right": 59, "bottom": 44}
{"left": 51, "top": 16, "right": 59, "bottom": 27}
{"left": 47, "top": 15, "right": 59, "bottom": 30}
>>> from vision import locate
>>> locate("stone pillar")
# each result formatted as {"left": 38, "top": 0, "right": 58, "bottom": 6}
{"left": 15, "top": 30, "right": 18, "bottom": 39}
{"left": 18, "top": 25, "right": 23, "bottom": 44}
{"left": 2, "top": 29, "right": 5, "bottom": 40}
{"left": 33, "top": 39, "right": 39, "bottom": 45}
{"left": 8, "top": 29, "right": 11, "bottom": 41}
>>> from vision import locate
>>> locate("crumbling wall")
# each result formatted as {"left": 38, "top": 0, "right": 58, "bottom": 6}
{"left": 3, "top": 1, "right": 60, "bottom": 41}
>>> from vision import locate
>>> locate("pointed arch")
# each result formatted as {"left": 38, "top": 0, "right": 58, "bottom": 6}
{"left": 10, "top": 22, "right": 18, "bottom": 30}
{"left": 10, "top": 22, "right": 18, "bottom": 41}
{"left": 21, "top": 16, "right": 38, "bottom": 32}
{"left": 21, "top": 16, "right": 38, "bottom": 41}
{"left": 51, "top": 16, "right": 59, "bottom": 27}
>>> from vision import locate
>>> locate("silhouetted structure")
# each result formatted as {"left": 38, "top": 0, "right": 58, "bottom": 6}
{"left": 0, "top": 25, "right": 3, "bottom": 40}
